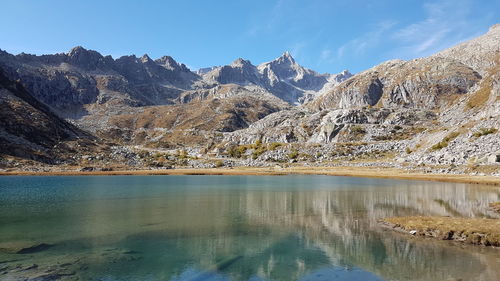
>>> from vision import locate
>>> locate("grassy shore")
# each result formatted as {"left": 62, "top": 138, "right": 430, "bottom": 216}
{"left": 381, "top": 216, "right": 500, "bottom": 247}
{"left": 0, "top": 166, "right": 499, "bottom": 185}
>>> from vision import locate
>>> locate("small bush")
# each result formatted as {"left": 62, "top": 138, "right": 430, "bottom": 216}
{"left": 351, "top": 125, "right": 366, "bottom": 135}
{"left": 215, "top": 160, "right": 224, "bottom": 167}
{"left": 227, "top": 145, "right": 247, "bottom": 158}
{"left": 472, "top": 127, "right": 497, "bottom": 138}
{"left": 254, "top": 139, "right": 262, "bottom": 147}
{"left": 269, "top": 142, "right": 283, "bottom": 150}
{"left": 405, "top": 147, "right": 412, "bottom": 154}
{"left": 252, "top": 146, "right": 267, "bottom": 160}
{"left": 288, "top": 149, "right": 299, "bottom": 159}
{"left": 431, "top": 132, "right": 460, "bottom": 151}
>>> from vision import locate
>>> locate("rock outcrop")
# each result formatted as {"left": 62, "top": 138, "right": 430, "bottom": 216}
{"left": 0, "top": 67, "right": 95, "bottom": 163}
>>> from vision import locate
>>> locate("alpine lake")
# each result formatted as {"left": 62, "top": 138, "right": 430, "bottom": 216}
{"left": 0, "top": 175, "right": 499, "bottom": 281}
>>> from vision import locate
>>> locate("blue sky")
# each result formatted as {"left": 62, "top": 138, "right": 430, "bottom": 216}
{"left": 1, "top": 0, "right": 498, "bottom": 73}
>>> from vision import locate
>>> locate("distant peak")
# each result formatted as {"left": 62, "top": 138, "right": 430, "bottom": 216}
{"left": 68, "top": 46, "right": 87, "bottom": 55}
{"left": 273, "top": 51, "right": 295, "bottom": 64}
{"left": 340, "top": 69, "right": 352, "bottom": 76}
{"left": 140, "top": 54, "right": 152, "bottom": 63}
{"left": 231, "top": 58, "right": 252, "bottom": 67}
{"left": 156, "top": 55, "right": 176, "bottom": 65}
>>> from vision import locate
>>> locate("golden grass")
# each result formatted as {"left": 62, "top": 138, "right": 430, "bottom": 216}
{"left": 383, "top": 216, "right": 500, "bottom": 246}
{"left": 1, "top": 166, "right": 499, "bottom": 186}
{"left": 466, "top": 67, "right": 495, "bottom": 109}
{"left": 490, "top": 202, "right": 500, "bottom": 213}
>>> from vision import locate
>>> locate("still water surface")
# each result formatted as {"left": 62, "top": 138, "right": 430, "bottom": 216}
{"left": 0, "top": 175, "right": 499, "bottom": 281}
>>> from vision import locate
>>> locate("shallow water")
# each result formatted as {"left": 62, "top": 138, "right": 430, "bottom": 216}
{"left": 0, "top": 175, "right": 499, "bottom": 281}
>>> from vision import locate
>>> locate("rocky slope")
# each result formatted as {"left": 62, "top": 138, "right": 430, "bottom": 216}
{"left": 0, "top": 67, "right": 96, "bottom": 163}
{"left": 222, "top": 25, "right": 499, "bottom": 172}
{"left": 203, "top": 52, "right": 352, "bottom": 104}
{"left": 0, "top": 24, "right": 498, "bottom": 173}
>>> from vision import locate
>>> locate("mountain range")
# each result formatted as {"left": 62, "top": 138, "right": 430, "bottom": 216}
{"left": 0, "top": 24, "right": 498, "bottom": 173}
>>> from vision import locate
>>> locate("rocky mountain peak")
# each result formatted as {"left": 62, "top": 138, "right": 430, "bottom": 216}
{"left": 340, "top": 70, "right": 352, "bottom": 76}
{"left": 270, "top": 51, "right": 296, "bottom": 66}
{"left": 68, "top": 46, "right": 88, "bottom": 56}
{"left": 230, "top": 58, "right": 253, "bottom": 68}
{"left": 66, "top": 46, "right": 109, "bottom": 70}
{"left": 140, "top": 54, "right": 153, "bottom": 63}
{"left": 155, "top": 55, "right": 191, "bottom": 72}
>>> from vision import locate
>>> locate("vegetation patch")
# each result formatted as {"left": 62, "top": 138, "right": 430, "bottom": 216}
{"left": 472, "top": 127, "right": 497, "bottom": 138}
{"left": 269, "top": 142, "right": 284, "bottom": 150}
{"left": 381, "top": 216, "right": 500, "bottom": 246}
{"left": 288, "top": 149, "right": 299, "bottom": 160}
{"left": 430, "top": 132, "right": 460, "bottom": 151}
{"left": 373, "top": 126, "right": 425, "bottom": 141}
{"left": 350, "top": 125, "right": 366, "bottom": 135}
{"left": 466, "top": 76, "right": 492, "bottom": 109}
{"left": 490, "top": 202, "right": 500, "bottom": 213}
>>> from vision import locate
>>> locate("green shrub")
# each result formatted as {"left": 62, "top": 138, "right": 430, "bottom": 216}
{"left": 252, "top": 146, "right": 267, "bottom": 159}
{"left": 269, "top": 142, "right": 283, "bottom": 150}
{"left": 431, "top": 132, "right": 460, "bottom": 151}
{"left": 472, "top": 127, "right": 497, "bottom": 138}
{"left": 288, "top": 149, "right": 299, "bottom": 159}
{"left": 227, "top": 145, "right": 247, "bottom": 158}
{"left": 351, "top": 125, "right": 366, "bottom": 135}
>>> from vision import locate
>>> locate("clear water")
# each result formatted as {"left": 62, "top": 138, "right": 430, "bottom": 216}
{"left": 0, "top": 175, "right": 499, "bottom": 281}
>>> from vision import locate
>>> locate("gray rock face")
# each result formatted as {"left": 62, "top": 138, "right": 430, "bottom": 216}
{"left": 203, "top": 58, "right": 262, "bottom": 85}
{"left": 1, "top": 24, "right": 499, "bottom": 171}
{"left": 202, "top": 52, "right": 352, "bottom": 104}
{"left": 310, "top": 58, "right": 481, "bottom": 110}
{"left": 0, "top": 67, "right": 93, "bottom": 162}
{"left": 434, "top": 24, "right": 500, "bottom": 75}
{"left": 0, "top": 46, "right": 201, "bottom": 116}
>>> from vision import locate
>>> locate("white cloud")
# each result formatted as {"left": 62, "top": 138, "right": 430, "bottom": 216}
{"left": 390, "top": 0, "right": 478, "bottom": 58}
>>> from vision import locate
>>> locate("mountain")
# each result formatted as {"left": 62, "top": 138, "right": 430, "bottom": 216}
{"left": 225, "top": 24, "right": 499, "bottom": 169}
{"left": 203, "top": 52, "right": 352, "bottom": 104}
{"left": 434, "top": 23, "right": 500, "bottom": 75}
{"left": 0, "top": 24, "right": 498, "bottom": 172}
{"left": 0, "top": 67, "right": 95, "bottom": 163}
{"left": 0, "top": 46, "right": 201, "bottom": 117}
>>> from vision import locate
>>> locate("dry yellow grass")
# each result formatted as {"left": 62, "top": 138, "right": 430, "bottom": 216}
{"left": 1, "top": 166, "right": 499, "bottom": 186}
{"left": 490, "top": 202, "right": 500, "bottom": 213}
{"left": 382, "top": 216, "right": 500, "bottom": 246}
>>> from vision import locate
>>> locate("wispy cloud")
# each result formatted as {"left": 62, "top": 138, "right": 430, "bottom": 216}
{"left": 333, "top": 20, "right": 397, "bottom": 60}
{"left": 390, "top": 0, "right": 483, "bottom": 58}
{"left": 321, "top": 0, "right": 494, "bottom": 72}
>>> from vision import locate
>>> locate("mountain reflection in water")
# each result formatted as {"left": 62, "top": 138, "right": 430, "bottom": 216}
{"left": 0, "top": 175, "right": 498, "bottom": 281}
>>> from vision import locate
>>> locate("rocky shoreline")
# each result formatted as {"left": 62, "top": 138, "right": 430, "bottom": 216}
{"left": 380, "top": 216, "right": 500, "bottom": 247}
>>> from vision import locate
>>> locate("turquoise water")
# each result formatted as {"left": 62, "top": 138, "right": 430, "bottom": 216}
{"left": 0, "top": 175, "right": 499, "bottom": 281}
